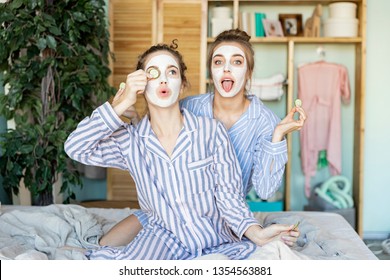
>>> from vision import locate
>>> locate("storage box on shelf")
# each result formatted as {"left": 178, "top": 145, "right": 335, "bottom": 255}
{"left": 210, "top": 6, "right": 234, "bottom": 37}
{"left": 324, "top": 2, "right": 359, "bottom": 37}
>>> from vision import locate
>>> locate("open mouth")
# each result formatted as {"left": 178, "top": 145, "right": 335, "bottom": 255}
{"left": 158, "top": 88, "right": 170, "bottom": 97}
{"left": 221, "top": 79, "right": 234, "bottom": 92}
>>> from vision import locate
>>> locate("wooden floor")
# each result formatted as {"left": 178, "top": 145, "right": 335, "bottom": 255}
{"left": 78, "top": 200, "right": 140, "bottom": 209}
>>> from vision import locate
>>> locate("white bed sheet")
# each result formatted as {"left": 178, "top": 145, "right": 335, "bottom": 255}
{"left": 0, "top": 204, "right": 377, "bottom": 260}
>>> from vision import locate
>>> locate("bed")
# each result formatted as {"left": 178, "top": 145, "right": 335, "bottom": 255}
{"left": 0, "top": 204, "right": 377, "bottom": 260}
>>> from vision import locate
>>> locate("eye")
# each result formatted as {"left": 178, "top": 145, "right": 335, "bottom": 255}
{"left": 213, "top": 58, "right": 223, "bottom": 66}
{"left": 166, "top": 66, "right": 180, "bottom": 78}
{"left": 167, "top": 68, "right": 178, "bottom": 76}
{"left": 232, "top": 57, "right": 244, "bottom": 66}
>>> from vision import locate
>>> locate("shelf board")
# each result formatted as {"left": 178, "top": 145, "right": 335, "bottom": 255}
{"left": 288, "top": 37, "right": 363, "bottom": 43}
{"left": 234, "top": 0, "right": 361, "bottom": 5}
{"left": 207, "top": 37, "right": 362, "bottom": 44}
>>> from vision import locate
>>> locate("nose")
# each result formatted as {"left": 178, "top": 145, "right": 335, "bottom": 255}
{"left": 160, "top": 71, "right": 168, "bottom": 83}
{"left": 223, "top": 62, "right": 231, "bottom": 72}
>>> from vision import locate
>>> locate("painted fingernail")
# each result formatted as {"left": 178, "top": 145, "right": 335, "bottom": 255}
{"left": 119, "top": 82, "right": 126, "bottom": 90}
{"left": 295, "top": 99, "right": 302, "bottom": 107}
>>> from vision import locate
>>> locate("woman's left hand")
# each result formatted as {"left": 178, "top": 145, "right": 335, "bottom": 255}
{"left": 272, "top": 106, "right": 306, "bottom": 142}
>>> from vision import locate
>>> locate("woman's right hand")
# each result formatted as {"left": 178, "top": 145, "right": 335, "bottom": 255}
{"left": 244, "top": 224, "right": 299, "bottom": 247}
{"left": 112, "top": 70, "right": 148, "bottom": 116}
{"left": 112, "top": 89, "right": 140, "bottom": 122}
{"left": 272, "top": 106, "right": 306, "bottom": 142}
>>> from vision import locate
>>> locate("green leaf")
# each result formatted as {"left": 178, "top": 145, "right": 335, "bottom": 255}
{"left": 35, "top": 125, "right": 44, "bottom": 136}
{"left": 46, "top": 35, "right": 57, "bottom": 49}
{"left": 35, "top": 145, "right": 44, "bottom": 158}
{"left": 37, "top": 38, "right": 47, "bottom": 50}
{"left": 73, "top": 12, "right": 87, "bottom": 22}
{"left": 10, "top": 0, "right": 24, "bottom": 10}
{"left": 19, "top": 144, "right": 34, "bottom": 154}
{"left": 6, "top": 160, "right": 14, "bottom": 172}
{"left": 28, "top": 0, "right": 38, "bottom": 10}
{"left": 48, "top": 26, "right": 62, "bottom": 36}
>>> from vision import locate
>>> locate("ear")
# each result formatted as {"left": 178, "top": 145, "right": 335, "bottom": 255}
{"left": 246, "top": 68, "right": 253, "bottom": 81}
{"left": 245, "top": 71, "right": 252, "bottom": 88}
{"left": 179, "top": 84, "right": 185, "bottom": 96}
{"left": 245, "top": 79, "right": 252, "bottom": 92}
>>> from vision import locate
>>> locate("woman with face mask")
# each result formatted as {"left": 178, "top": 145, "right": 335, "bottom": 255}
{"left": 65, "top": 42, "right": 299, "bottom": 260}
{"left": 180, "top": 29, "right": 306, "bottom": 200}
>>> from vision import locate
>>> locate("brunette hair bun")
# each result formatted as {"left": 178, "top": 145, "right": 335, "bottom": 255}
{"left": 214, "top": 28, "right": 251, "bottom": 44}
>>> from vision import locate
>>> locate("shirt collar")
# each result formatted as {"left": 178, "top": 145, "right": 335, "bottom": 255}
{"left": 137, "top": 108, "right": 198, "bottom": 137}
{"left": 204, "top": 93, "right": 263, "bottom": 120}
{"left": 246, "top": 95, "right": 263, "bottom": 119}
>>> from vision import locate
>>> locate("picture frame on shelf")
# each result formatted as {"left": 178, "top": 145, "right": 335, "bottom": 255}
{"left": 278, "top": 14, "right": 303, "bottom": 36}
{"left": 262, "top": 19, "right": 284, "bottom": 37}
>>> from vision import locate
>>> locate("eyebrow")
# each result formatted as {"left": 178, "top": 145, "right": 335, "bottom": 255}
{"left": 213, "top": 54, "right": 244, "bottom": 59}
{"left": 147, "top": 65, "right": 178, "bottom": 70}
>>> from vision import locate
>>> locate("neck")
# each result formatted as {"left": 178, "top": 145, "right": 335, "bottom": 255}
{"left": 149, "top": 103, "right": 183, "bottom": 136}
{"left": 213, "top": 91, "right": 247, "bottom": 115}
{"left": 213, "top": 91, "right": 248, "bottom": 129}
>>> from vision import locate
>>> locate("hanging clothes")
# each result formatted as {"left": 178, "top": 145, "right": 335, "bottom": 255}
{"left": 298, "top": 61, "right": 351, "bottom": 197}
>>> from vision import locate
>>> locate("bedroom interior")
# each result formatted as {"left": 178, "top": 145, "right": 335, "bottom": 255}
{"left": 1, "top": 0, "right": 390, "bottom": 262}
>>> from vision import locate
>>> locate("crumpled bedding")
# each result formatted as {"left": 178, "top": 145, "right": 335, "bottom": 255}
{"left": 0, "top": 204, "right": 377, "bottom": 260}
{"left": 0, "top": 204, "right": 133, "bottom": 260}
{"left": 255, "top": 211, "right": 377, "bottom": 260}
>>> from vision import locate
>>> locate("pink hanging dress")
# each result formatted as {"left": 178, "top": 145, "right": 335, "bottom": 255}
{"left": 298, "top": 61, "right": 351, "bottom": 197}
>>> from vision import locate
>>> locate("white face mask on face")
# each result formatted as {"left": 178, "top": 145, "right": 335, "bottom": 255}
{"left": 145, "top": 54, "right": 182, "bottom": 108}
{"left": 211, "top": 45, "right": 247, "bottom": 98}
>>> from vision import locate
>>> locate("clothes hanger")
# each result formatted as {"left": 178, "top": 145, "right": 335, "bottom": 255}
{"left": 316, "top": 45, "right": 326, "bottom": 62}
{"left": 298, "top": 45, "right": 326, "bottom": 68}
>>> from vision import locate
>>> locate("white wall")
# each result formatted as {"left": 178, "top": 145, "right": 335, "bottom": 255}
{"left": 363, "top": 0, "right": 390, "bottom": 238}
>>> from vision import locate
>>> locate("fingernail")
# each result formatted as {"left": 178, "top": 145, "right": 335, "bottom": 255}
{"left": 119, "top": 82, "right": 126, "bottom": 90}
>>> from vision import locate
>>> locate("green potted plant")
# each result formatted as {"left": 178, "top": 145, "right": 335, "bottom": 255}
{"left": 0, "top": 0, "right": 115, "bottom": 205}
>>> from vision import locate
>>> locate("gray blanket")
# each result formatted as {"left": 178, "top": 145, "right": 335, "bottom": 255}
{"left": 0, "top": 204, "right": 133, "bottom": 259}
{"left": 0, "top": 204, "right": 377, "bottom": 260}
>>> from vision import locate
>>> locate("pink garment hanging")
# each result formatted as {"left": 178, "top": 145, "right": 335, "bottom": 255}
{"left": 298, "top": 61, "right": 351, "bottom": 197}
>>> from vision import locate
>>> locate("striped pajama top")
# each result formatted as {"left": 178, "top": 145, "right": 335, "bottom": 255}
{"left": 65, "top": 102, "right": 260, "bottom": 257}
{"left": 180, "top": 93, "right": 288, "bottom": 199}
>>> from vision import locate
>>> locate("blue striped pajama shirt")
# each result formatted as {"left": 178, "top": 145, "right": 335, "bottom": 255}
{"left": 180, "top": 93, "right": 288, "bottom": 199}
{"left": 65, "top": 102, "right": 260, "bottom": 259}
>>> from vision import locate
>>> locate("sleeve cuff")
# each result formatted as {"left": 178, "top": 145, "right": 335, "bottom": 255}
{"left": 96, "top": 102, "right": 125, "bottom": 132}
{"left": 133, "top": 210, "right": 149, "bottom": 228}
{"left": 262, "top": 138, "right": 287, "bottom": 155}
{"left": 236, "top": 218, "right": 262, "bottom": 240}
